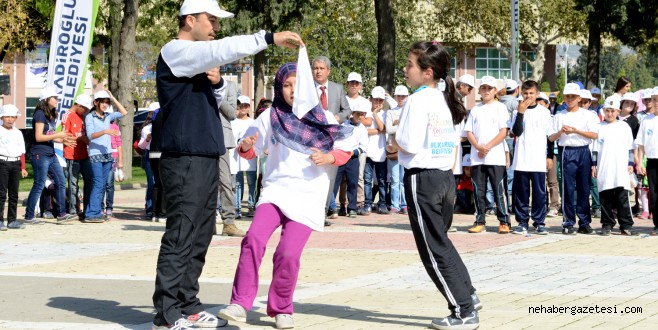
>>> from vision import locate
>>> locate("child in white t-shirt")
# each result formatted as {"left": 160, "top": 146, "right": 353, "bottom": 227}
{"left": 0, "top": 105, "right": 28, "bottom": 230}
{"left": 364, "top": 86, "right": 389, "bottom": 214}
{"left": 509, "top": 80, "right": 556, "bottom": 235}
{"left": 465, "top": 75, "right": 511, "bottom": 234}
{"left": 232, "top": 95, "right": 258, "bottom": 217}
{"left": 635, "top": 87, "right": 658, "bottom": 236}
{"left": 592, "top": 96, "right": 636, "bottom": 236}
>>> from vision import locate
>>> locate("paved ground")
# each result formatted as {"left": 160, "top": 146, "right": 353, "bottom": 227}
{"left": 1, "top": 187, "right": 657, "bottom": 329}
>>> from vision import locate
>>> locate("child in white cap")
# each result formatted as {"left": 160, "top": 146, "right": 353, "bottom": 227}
{"left": 635, "top": 87, "right": 658, "bottom": 236}
{"left": 592, "top": 96, "right": 636, "bottom": 235}
{"left": 0, "top": 105, "right": 28, "bottom": 230}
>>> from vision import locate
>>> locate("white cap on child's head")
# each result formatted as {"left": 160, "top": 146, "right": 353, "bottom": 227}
{"left": 537, "top": 92, "right": 549, "bottom": 103}
{"left": 642, "top": 88, "right": 653, "bottom": 99}
{"left": 562, "top": 83, "right": 581, "bottom": 96}
{"left": 652, "top": 87, "right": 658, "bottom": 96}
{"left": 346, "top": 72, "right": 363, "bottom": 83}
{"left": 458, "top": 74, "right": 475, "bottom": 88}
{"left": 505, "top": 79, "right": 519, "bottom": 91}
{"left": 75, "top": 94, "right": 93, "bottom": 109}
{"left": 371, "top": 86, "right": 386, "bottom": 99}
{"left": 479, "top": 76, "right": 497, "bottom": 88}
{"left": 39, "top": 86, "right": 59, "bottom": 101}
{"left": 0, "top": 104, "right": 21, "bottom": 117}
{"left": 462, "top": 154, "right": 472, "bottom": 167}
{"left": 579, "top": 89, "right": 594, "bottom": 101}
{"left": 621, "top": 92, "right": 637, "bottom": 103}
{"left": 603, "top": 96, "right": 621, "bottom": 110}
{"left": 394, "top": 85, "right": 409, "bottom": 96}
{"left": 237, "top": 95, "right": 250, "bottom": 105}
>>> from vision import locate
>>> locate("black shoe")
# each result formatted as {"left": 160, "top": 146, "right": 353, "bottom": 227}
{"left": 348, "top": 210, "right": 357, "bottom": 218}
{"left": 577, "top": 226, "right": 594, "bottom": 235}
{"left": 562, "top": 226, "right": 577, "bottom": 235}
{"left": 327, "top": 209, "right": 338, "bottom": 219}
{"left": 620, "top": 228, "right": 639, "bottom": 236}
{"left": 324, "top": 220, "right": 333, "bottom": 227}
{"left": 472, "top": 293, "right": 483, "bottom": 311}
{"left": 357, "top": 205, "right": 371, "bottom": 216}
{"left": 431, "top": 311, "right": 479, "bottom": 330}
{"left": 338, "top": 206, "right": 347, "bottom": 217}
{"left": 591, "top": 209, "right": 601, "bottom": 218}
{"left": 599, "top": 227, "right": 612, "bottom": 236}
{"left": 56, "top": 213, "right": 77, "bottom": 224}
{"left": 378, "top": 205, "right": 389, "bottom": 214}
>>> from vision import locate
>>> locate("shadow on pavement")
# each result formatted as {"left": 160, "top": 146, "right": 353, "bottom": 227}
{"left": 47, "top": 296, "right": 154, "bottom": 325}
{"left": 121, "top": 224, "right": 166, "bottom": 232}
{"left": 295, "top": 302, "right": 432, "bottom": 327}
{"left": 350, "top": 222, "right": 412, "bottom": 230}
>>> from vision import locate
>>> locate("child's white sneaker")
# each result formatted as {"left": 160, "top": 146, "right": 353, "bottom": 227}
{"left": 217, "top": 304, "right": 247, "bottom": 323}
{"left": 275, "top": 314, "right": 294, "bottom": 329}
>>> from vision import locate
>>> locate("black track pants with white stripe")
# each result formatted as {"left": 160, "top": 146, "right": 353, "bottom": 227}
{"left": 404, "top": 168, "right": 475, "bottom": 317}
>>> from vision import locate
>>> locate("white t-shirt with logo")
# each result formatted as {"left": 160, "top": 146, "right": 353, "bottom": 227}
{"left": 511, "top": 105, "right": 556, "bottom": 172}
{"left": 553, "top": 107, "right": 599, "bottom": 147}
{"left": 464, "top": 101, "right": 509, "bottom": 166}
{"left": 231, "top": 118, "right": 257, "bottom": 172}
{"left": 635, "top": 114, "right": 658, "bottom": 159}
{"left": 0, "top": 125, "right": 26, "bottom": 157}
{"left": 367, "top": 110, "right": 387, "bottom": 162}
{"left": 593, "top": 121, "right": 634, "bottom": 191}
{"left": 346, "top": 95, "right": 372, "bottom": 118}
{"left": 396, "top": 87, "right": 460, "bottom": 170}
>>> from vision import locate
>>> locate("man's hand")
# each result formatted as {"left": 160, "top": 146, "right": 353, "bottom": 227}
{"left": 591, "top": 166, "right": 597, "bottom": 178}
{"left": 637, "top": 164, "right": 646, "bottom": 176}
{"left": 309, "top": 148, "right": 335, "bottom": 166}
{"left": 546, "top": 158, "right": 554, "bottom": 170}
{"left": 206, "top": 67, "right": 221, "bottom": 85}
{"left": 517, "top": 98, "right": 533, "bottom": 114}
{"left": 21, "top": 169, "right": 28, "bottom": 178}
{"left": 240, "top": 132, "right": 259, "bottom": 152}
{"left": 273, "top": 31, "right": 304, "bottom": 49}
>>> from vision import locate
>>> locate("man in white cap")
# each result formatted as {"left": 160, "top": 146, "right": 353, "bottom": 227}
{"left": 549, "top": 83, "right": 600, "bottom": 235}
{"left": 636, "top": 87, "right": 658, "bottom": 236}
{"left": 0, "top": 104, "right": 28, "bottom": 231}
{"left": 456, "top": 74, "right": 474, "bottom": 108}
{"left": 150, "top": 0, "right": 302, "bottom": 329}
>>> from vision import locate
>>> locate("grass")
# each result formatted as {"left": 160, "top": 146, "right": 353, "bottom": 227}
{"left": 19, "top": 156, "right": 148, "bottom": 192}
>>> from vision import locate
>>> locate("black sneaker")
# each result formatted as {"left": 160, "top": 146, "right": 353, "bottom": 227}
{"left": 431, "top": 311, "right": 479, "bottom": 330}
{"left": 82, "top": 217, "right": 104, "bottom": 223}
{"left": 22, "top": 218, "right": 44, "bottom": 225}
{"left": 357, "top": 205, "right": 371, "bottom": 216}
{"left": 599, "top": 227, "right": 612, "bottom": 236}
{"left": 348, "top": 210, "right": 357, "bottom": 218}
{"left": 56, "top": 213, "right": 77, "bottom": 224}
{"left": 338, "top": 206, "right": 347, "bottom": 217}
{"left": 591, "top": 209, "right": 601, "bottom": 218}
{"left": 620, "top": 228, "right": 639, "bottom": 236}
{"left": 378, "top": 205, "right": 389, "bottom": 214}
{"left": 0, "top": 222, "right": 6, "bottom": 231}
{"left": 7, "top": 221, "right": 26, "bottom": 229}
{"left": 577, "top": 226, "right": 594, "bottom": 235}
{"left": 562, "top": 226, "right": 577, "bottom": 235}
{"left": 472, "top": 293, "right": 483, "bottom": 311}
{"left": 327, "top": 209, "right": 338, "bottom": 219}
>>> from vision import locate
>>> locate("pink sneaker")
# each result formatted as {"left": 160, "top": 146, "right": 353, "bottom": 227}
{"left": 641, "top": 211, "right": 650, "bottom": 219}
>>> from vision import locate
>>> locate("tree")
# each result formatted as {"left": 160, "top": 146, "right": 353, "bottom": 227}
{"left": 434, "top": 0, "right": 586, "bottom": 83}
{"left": 374, "top": 0, "right": 395, "bottom": 92}
{"left": 0, "top": 0, "right": 53, "bottom": 63}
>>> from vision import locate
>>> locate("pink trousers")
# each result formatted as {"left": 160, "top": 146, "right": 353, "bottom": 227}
{"left": 230, "top": 203, "right": 312, "bottom": 317}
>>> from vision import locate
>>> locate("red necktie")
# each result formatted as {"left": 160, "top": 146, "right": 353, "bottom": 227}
{"left": 320, "top": 86, "right": 328, "bottom": 110}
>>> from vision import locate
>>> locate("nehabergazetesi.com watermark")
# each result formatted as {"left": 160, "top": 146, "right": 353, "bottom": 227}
{"left": 529, "top": 305, "right": 642, "bottom": 315}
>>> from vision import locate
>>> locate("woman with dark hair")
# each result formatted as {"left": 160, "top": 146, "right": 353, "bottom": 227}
{"left": 614, "top": 76, "right": 632, "bottom": 98}
{"left": 24, "top": 86, "right": 78, "bottom": 224}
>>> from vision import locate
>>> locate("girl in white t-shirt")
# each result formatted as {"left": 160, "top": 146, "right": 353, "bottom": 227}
{"left": 592, "top": 97, "right": 636, "bottom": 236}
{"left": 0, "top": 105, "right": 28, "bottom": 230}
{"left": 218, "top": 62, "right": 352, "bottom": 329}
{"left": 395, "top": 41, "right": 480, "bottom": 329}
{"left": 232, "top": 95, "right": 258, "bottom": 217}
{"left": 464, "top": 75, "right": 511, "bottom": 234}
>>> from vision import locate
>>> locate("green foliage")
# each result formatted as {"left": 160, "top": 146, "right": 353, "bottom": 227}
{"left": 540, "top": 81, "right": 550, "bottom": 93}
{"left": 0, "top": 0, "right": 53, "bottom": 62}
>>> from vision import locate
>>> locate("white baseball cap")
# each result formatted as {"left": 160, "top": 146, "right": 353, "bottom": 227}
{"left": 39, "top": 86, "right": 59, "bottom": 101}
{"left": 371, "top": 86, "right": 386, "bottom": 99}
{"left": 621, "top": 92, "right": 637, "bottom": 102}
{"left": 652, "top": 87, "right": 658, "bottom": 96}
{"left": 537, "top": 92, "right": 549, "bottom": 102}
{"left": 180, "top": 0, "right": 234, "bottom": 18}
{"left": 603, "top": 96, "right": 621, "bottom": 110}
{"left": 479, "top": 76, "right": 497, "bottom": 88}
{"left": 148, "top": 102, "right": 160, "bottom": 111}
{"left": 346, "top": 72, "right": 362, "bottom": 83}
{"left": 462, "top": 154, "right": 472, "bottom": 167}
{"left": 75, "top": 94, "right": 93, "bottom": 109}
{"left": 237, "top": 95, "right": 250, "bottom": 105}
{"left": 458, "top": 74, "right": 475, "bottom": 88}
{"left": 0, "top": 104, "right": 20, "bottom": 117}
{"left": 394, "top": 85, "right": 409, "bottom": 96}
{"left": 590, "top": 87, "right": 601, "bottom": 95}
{"left": 351, "top": 101, "right": 368, "bottom": 114}
{"left": 505, "top": 79, "right": 519, "bottom": 91}
{"left": 94, "top": 90, "right": 111, "bottom": 100}
{"left": 516, "top": 95, "right": 523, "bottom": 101}
{"left": 563, "top": 83, "right": 581, "bottom": 96}
{"left": 642, "top": 88, "right": 653, "bottom": 99}
{"left": 579, "top": 89, "right": 594, "bottom": 101}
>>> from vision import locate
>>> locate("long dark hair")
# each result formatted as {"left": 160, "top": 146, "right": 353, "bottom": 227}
{"left": 35, "top": 97, "right": 58, "bottom": 121}
{"left": 409, "top": 41, "right": 467, "bottom": 125}
{"left": 614, "top": 76, "right": 631, "bottom": 94}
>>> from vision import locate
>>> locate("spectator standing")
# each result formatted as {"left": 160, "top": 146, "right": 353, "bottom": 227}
{"left": 0, "top": 105, "right": 28, "bottom": 230}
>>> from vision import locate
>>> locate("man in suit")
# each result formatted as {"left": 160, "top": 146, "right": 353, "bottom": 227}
{"left": 312, "top": 56, "right": 351, "bottom": 226}
{"left": 216, "top": 78, "right": 245, "bottom": 237}
{"left": 312, "top": 56, "right": 352, "bottom": 123}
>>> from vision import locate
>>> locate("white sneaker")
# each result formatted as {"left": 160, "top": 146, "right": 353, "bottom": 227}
{"left": 152, "top": 317, "right": 193, "bottom": 330}
{"left": 184, "top": 311, "right": 227, "bottom": 328}
{"left": 216, "top": 210, "right": 224, "bottom": 224}
{"left": 217, "top": 303, "right": 247, "bottom": 323}
{"left": 275, "top": 314, "right": 294, "bottom": 329}
{"left": 546, "top": 209, "right": 558, "bottom": 217}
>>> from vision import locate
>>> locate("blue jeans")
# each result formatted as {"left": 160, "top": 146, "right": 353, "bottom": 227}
{"left": 364, "top": 158, "right": 387, "bottom": 208}
{"left": 26, "top": 154, "right": 67, "bottom": 219}
{"left": 86, "top": 160, "right": 113, "bottom": 218}
{"left": 235, "top": 171, "right": 257, "bottom": 210}
{"left": 102, "top": 160, "right": 116, "bottom": 211}
{"left": 143, "top": 151, "right": 155, "bottom": 214}
{"left": 387, "top": 159, "right": 406, "bottom": 210}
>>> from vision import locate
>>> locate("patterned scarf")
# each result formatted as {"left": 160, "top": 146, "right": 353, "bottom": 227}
{"left": 270, "top": 62, "right": 352, "bottom": 154}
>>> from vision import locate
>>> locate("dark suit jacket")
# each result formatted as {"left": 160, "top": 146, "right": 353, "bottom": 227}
{"left": 317, "top": 80, "right": 352, "bottom": 123}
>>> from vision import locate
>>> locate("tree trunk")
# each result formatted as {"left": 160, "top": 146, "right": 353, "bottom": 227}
{"left": 254, "top": 51, "right": 266, "bottom": 102}
{"left": 586, "top": 21, "right": 600, "bottom": 90}
{"left": 528, "top": 43, "right": 546, "bottom": 83}
{"left": 374, "top": 0, "right": 395, "bottom": 93}
{"left": 108, "top": 0, "right": 122, "bottom": 93}
{"left": 115, "top": 0, "right": 138, "bottom": 180}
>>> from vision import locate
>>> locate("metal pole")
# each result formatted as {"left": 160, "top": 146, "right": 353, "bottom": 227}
{"left": 511, "top": 0, "right": 520, "bottom": 81}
